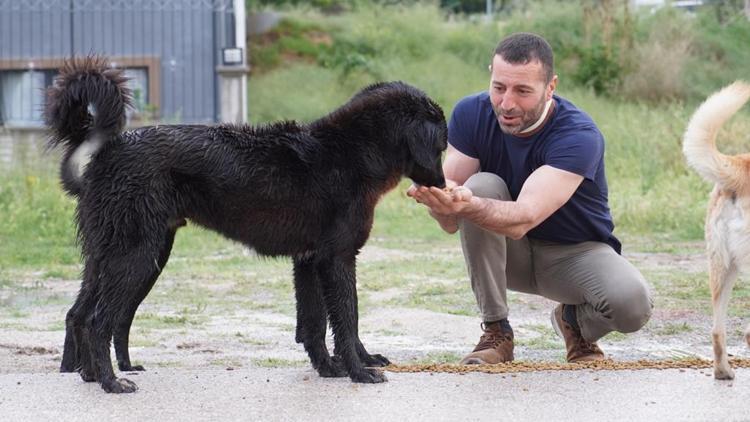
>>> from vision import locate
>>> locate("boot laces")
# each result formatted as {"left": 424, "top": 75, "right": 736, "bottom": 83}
{"left": 473, "top": 323, "right": 512, "bottom": 352}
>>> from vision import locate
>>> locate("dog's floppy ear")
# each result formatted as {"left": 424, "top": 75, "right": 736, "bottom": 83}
{"left": 405, "top": 120, "right": 441, "bottom": 170}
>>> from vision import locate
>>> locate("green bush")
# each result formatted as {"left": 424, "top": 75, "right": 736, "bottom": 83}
{"left": 572, "top": 44, "right": 623, "bottom": 96}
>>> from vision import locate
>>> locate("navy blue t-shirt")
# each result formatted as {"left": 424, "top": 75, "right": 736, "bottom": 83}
{"left": 448, "top": 91, "right": 621, "bottom": 253}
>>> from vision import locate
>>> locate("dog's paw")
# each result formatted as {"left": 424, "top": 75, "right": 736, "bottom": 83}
{"left": 101, "top": 377, "right": 139, "bottom": 393}
{"left": 317, "top": 357, "right": 348, "bottom": 378}
{"left": 362, "top": 353, "right": 391, "bottom": 367}
{"left": 714, "top": 367, "right": 735, "bottom": 380}
{"left": 350, "top": 368, "right": 387, "bottom": 384}
{"left": 118, "top": 363, "right": 146, "bottom": 372}
{"left": 60, "top": 362, "right": 77, "bottom": 373}
{"left": 79, "top": 368, "right": 96, "bottom": 383}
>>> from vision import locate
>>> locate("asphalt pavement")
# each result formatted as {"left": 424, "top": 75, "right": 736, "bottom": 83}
{"left": 1, "top": 367, "right": 748, "bottom": 421}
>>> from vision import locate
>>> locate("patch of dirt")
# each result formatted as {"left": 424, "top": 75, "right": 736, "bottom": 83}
{"left": 1, "top": 244, "right": 748, "bottom": 376}
{"left": 0, "top": 344, "right": 58, "bottom": 356}
{"left": 625, "top": 250, "right": 707, "bottom": 273}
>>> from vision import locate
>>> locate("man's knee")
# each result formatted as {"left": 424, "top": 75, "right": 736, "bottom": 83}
{"left": 608, "top": 279, "right": 653, "bottom": 333}
{"left": 464, "top": 172, "right": 511, "bottom": 200}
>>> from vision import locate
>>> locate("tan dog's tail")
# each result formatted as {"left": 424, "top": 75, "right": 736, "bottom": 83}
{"left": 683, "top": 81, "right": 750, "bottom": 191}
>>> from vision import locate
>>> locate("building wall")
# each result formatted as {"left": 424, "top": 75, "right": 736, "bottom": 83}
{"left": 0, "top": 0, "right": 239, "bottom": 126}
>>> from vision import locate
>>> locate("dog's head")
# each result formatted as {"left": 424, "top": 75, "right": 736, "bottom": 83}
{"left": 323, "top": 81, "right": 448, "bottom": 188}
{"left": 403, "top": 111, "right": 447, "bottom": 189}
{"left": 361, "top": 82, "right": 448, "bottom": 188}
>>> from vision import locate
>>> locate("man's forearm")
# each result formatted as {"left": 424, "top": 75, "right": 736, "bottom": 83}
{"left": 457, "top": 197, "right": 533, "bottom": 239}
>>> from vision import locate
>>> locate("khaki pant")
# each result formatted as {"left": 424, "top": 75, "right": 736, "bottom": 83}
{"left": 458, "top": 172, "right": 653, "bottom": 342}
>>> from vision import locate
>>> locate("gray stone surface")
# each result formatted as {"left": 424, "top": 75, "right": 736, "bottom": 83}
{"left": 1, "top": 367, "right": 748, "bottom": 421}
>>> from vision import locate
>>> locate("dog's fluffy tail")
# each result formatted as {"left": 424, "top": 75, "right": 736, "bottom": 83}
{"left": 683, "top": 81, "right": 750, "bottom": 191}
{"left": 45, "top": 56, "right": 131, "bottom": 195}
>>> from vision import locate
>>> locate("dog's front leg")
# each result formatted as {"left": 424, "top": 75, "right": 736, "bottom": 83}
{"left": 334, "top": 338, "right": 391, "bottom": 367}
{"left": 293, "top": 256, "right": 347, "bottom": 378}
{"left": 354, "top": 338, "right": 391, "bottom": 367}
{"left": 318, "top": 256, "right": 387, "bottom": 383}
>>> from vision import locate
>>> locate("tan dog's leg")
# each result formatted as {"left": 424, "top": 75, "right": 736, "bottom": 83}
{"left": 744, "top": 323, "right": 750, "bottom": 348}
{"left": 709, "top": 254, "right": 738, "bottom": 380}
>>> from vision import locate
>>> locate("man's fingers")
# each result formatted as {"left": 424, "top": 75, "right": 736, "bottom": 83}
{"left": 452, "top": 186, "right": 473, "bottom": 202}
{"left": 408, "top": 184, "right": 469, "bottom": 215}
{"left": 428, "top": 187, "right": 454, "bottom": 207}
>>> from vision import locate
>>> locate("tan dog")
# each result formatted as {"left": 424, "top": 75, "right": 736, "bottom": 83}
{"left": 683, "top": 81, "right": 750, "bottom": 380}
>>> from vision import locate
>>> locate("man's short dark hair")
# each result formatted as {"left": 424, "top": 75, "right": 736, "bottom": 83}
{"left": 494, "top": 32, "right": 554, "bottom": 83}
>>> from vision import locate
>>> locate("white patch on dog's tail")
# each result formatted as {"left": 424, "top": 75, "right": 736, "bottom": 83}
{"left": 683, "top": 81, "right": 750, "bottom": 190}
{"left": 68, "top": 134, "right": 104, "bottom": 181}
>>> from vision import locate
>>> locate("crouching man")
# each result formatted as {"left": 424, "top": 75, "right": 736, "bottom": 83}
{"left": 408, "top": 32, "right": 652, "bottom": 364}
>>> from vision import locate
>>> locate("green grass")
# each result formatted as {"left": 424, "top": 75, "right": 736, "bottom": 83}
{"left": 252, "top": 357, "right": 308, "bottom": 368}
{"left": 128, "top": 336, "right": 160, "bottom": 348}
{"left": 516, "top": 324, "right": 561, "bottom": 350}
{"left": 602, "top": 331, "right": 628, "bottom": 342}
{"left": 243, "top": 3, "right": 749, "bottom": 246}
{"left": 646, "top": 268, "right": 750, "bottom": 315}
{"left": 0, "top": 169, "right": 80, "bottom": 269}
{"left": 654, "top": 322, "right": 693, "bottom": 336}
{"left": 235, "top": 333, "right": 274, "bottom": 347}
{"left": 134, "top": 312, "right": 206, "bottom": 329}
{"left": 407, "top": 350, "right": 465, "bottom": 365}
{"left": 3, "top": 4, "right": 749, "bottom": 270}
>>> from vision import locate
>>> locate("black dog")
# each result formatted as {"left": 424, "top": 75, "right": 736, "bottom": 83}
{"left": 46, "top": 57, "right": 447, "bottom": 393}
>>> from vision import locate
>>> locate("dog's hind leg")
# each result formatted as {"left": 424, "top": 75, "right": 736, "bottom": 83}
{"left": 61, "top": 291, "right": 89, "bottom": 373}
{"left": 86, "top": 244, "right": 170, "bottom": 393}
{"left": 114, "top": 224, "right": 181, "bottom": 372}
{"left": 318, "top": 255, "right": 387, "bottom": 383}
{"left": 293, "top": 255, "right": 347, "bottom": 378}
{"left": 709, "top": 253, "right": 738, "bottom": 380}
{"left": 61, "top": 260, "right": 99, "bottom": 381}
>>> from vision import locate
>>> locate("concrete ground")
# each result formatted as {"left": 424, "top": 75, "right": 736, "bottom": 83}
{"left": 0, "top": 367, "right": 748, "bottom": 421}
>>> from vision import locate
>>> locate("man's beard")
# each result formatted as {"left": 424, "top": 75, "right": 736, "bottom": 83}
{"left": 494, "top": 96, "right": 546, "bottom": 135}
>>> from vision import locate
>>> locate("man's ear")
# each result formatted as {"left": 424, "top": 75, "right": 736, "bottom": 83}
{"left": 547, "top": 75, "right": 558, "bottom": 101}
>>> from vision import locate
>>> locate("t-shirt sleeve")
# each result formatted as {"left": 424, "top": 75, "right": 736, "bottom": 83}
{"left": 447, "top": 97, "right": 479, "bottom": 159}
{"left": 544, "top": 128, "right": 603, "bottom": 180}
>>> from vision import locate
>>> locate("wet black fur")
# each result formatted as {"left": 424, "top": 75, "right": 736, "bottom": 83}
{"left": 47, "top": 57, "right": 447, "bottom": 393}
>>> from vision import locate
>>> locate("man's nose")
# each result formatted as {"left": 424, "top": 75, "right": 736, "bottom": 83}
{"left": 499, "top": 93, "right": 517, "bottom": 112}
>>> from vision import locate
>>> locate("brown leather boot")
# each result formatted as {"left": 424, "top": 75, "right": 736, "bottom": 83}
{"left": 459, "top": 322, "right": 514, "bottom": 365}
{"left": 551, "top": 304, "right": 607, "bottom": 363}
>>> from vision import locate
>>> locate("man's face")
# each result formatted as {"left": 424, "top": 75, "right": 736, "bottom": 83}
{"left": 489, "top": 55, "right": 557, "bottom": 135}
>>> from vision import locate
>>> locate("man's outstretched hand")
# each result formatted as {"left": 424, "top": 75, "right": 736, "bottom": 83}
{"left": 407, "top": 180, "right": 473, "bottom": 216}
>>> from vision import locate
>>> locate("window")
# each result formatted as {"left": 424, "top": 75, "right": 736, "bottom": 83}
{"left": 0, "top": 67, "right": 150, "bottom": 127}
{"left": 122, "top": 67, "right": 153, "bottom": 121}
{"left": 0, "top": 69, "right": 56, "bottom": 127}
